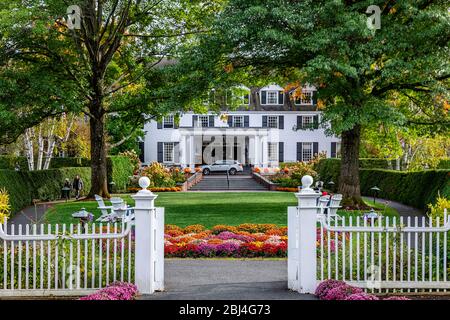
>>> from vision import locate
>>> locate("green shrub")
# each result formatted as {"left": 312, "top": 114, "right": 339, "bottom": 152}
{"left": 0, "top": 156, "right": 28, "bottom": 170}
{"left": 360, "top": 169, "right": 450, "bottom": 210}
{"left": 0, "top": 167, "right": 91, "bottom": 214}
{"left": 0, "top": 170, "right": 32, "bottom": 213}
{"left": 50, "top": 157, "right": 91, "bottom": 168}
{"left": 315, "top": 159, "right": 449, "bottom": 209}
{"left": 437, "top": 159, "right": 450, "bottom": 169}
{"left": 107, "top": 156, "right": 134, "bottom": 192}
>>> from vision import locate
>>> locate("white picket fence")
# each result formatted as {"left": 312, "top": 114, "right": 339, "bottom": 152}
{"left": 0, "top": 180, "right": 165, "bottom": 297}
{"left": 288, "top": 176, "right": 450, "bottom": 294}
{"left": 0, "top": 220, "right": 134, "bottom": 296}
{"left": 317, "top": 213, "right": 450, "bottom": 293}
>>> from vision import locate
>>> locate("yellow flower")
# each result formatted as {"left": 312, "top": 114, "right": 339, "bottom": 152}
{"left": 0, "top": 189, "right": 10, "bottom": 224}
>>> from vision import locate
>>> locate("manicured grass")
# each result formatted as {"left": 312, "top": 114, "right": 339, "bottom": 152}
{"left": 43, "top": 192, "right": 399, "bottom": 227}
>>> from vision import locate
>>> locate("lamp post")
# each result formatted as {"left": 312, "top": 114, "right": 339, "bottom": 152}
{"left": 327, "top": 180, "right": 335, "bottom": 192}
{"left": 370, "top": 186, "right": 381, "bottom": 204}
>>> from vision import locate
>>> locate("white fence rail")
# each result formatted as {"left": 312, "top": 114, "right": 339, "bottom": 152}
{"left": 0, "top": 219, "right": 134, "bottom": 296}
{"left": 0, "top": 179, "right": 165, "bottom": 297}
{"left": 288, "top": 175, "right": 450, "bottom": 294}
{"left": 317, "top": 213, "right": 450, "bottom": 293}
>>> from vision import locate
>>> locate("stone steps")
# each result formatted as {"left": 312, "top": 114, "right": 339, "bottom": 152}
{"left": 189, "top": 175, "right": 268, "bottom": 191}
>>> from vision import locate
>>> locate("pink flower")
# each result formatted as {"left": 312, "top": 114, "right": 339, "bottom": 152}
{"left": 322, "top": 284, "right": 363, "bottom": 300}
{"left": 315, "top": 280, "right": 346, "bottom": 299}
{"left": 384, "top": 296, "right": 411, "bottom": 300}
{"left": 346, "top": 293, "right": 379, "bottom": 300}
{"left": 79, "top": 282, "right": 138, "bottom": 300}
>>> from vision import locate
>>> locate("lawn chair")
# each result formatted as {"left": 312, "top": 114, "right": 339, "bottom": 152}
{"left": 327, "top": 193, "right": 343, "bottom": 221}
{"left": 317, "top": 195, "right": 331, "bottom": 217}
{"left": 94, "top": 194, "right": 115, "bottom": 222}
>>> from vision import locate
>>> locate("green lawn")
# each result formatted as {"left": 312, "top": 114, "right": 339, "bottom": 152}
{"left": 43, "top": 192, "right": 399, "bottom": 227}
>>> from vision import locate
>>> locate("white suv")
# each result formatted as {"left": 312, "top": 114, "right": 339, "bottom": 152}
{"left": 202, "top": 160, "right": 243, "bottom": 175}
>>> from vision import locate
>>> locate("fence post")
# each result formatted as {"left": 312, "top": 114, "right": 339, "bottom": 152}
{"left": 132, "top": 177, "right": 158, "bottom": 294}
{"left": 294, "top": 175, "right": 320, "bottom": 294}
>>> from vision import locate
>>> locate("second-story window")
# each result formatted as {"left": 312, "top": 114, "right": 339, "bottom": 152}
{"left": 302, "top": 116, "right": 314, "bottom": 128}
{"left": 233, "top": 116, "right": 244, "bottom": 128}
{"left": 163, "top": 115, "right": 174, "bottom": 128}
{"left": 199, "top": 115, "right": 209, "bottom": 127}
{"left": 267, "top": 116, "right": 278, "bottom": 128}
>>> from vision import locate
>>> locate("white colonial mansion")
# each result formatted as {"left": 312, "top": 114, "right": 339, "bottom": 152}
{"left": 142, "top": 84, "right": 341, "bottom": 168}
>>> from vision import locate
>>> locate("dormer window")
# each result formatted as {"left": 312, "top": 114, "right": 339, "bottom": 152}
{"left": 163, "top": 115, "right": 174, "bottom": 128}
{"left": 294, "top": 91, "right": 313, "bottom": 105}
{"left": 267, "top": 91, "right": 278, "bottom": 104}
{"left": 260, "top": 85, "right": 284, "bottom": 105}
{"left": 226, "top": 87, "right": 250, "bottom": 106}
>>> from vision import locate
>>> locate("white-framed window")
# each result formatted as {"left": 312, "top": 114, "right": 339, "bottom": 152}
{"left": 302, "top": 142, "right": 313, "bottom": 162}
{"left": 267, "top": 116, "right": 279, "bottom": 128}
{"left": 163, "top": 143, "right": 174, "bottom": 163}
{"left": 302, "top": 116, "right": 314, "bottom": 128}
{"left": 268, "top": 142, "right": 278, "bottom": 162}
{"left": 267, "top": 91, "right": 278, "bottom": 104}
{"left": 294, "top": 91, "right": 313, "bottom": 105}
{"left": 199, "top": 115, "right": 209, "bottom": 127}
{"left": 163, "top": 115, "right": 174, "bottom": 128}
{"left": 233, "top": 116, "right": 244, "bottom": 128}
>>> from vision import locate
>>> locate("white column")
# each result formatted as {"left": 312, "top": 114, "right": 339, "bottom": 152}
{"left": 292, "top": 175, "right": 320, "bottom": 294}
{"left": 254, "top": 135, "right": 259, "bottom": 167}
{"left": 189, "top": 135, "right": 195, "bottom": 168}
{"left": 180, "top": 135, "right": 187, "bottom": 166}
{"left": 132, "top": 177, "right": 159, "bottom": 294}
{"left": 261, "top": 136, "right": 268, "bottom": 167}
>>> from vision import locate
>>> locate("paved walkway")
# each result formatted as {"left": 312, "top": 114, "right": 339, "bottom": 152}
{"left": 362, "top": 196, "right": 425, "bottom": 219}
{"left": 139, "top": 260, "right": 316, "bottom": 300}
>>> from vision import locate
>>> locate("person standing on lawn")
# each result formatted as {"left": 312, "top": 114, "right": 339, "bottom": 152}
{"left": 72, "top": 175, "right": 84, "bottom": 200}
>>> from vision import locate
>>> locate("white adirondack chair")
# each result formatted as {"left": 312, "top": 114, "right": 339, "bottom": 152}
{"left": 327, "top": 194, "right": 343, "bottom": 220}
{"left": 317, "top": 195, "right": 331, "bottom": 217}
{"left": 94, "top": 194, "right": 115, "bottom": 222}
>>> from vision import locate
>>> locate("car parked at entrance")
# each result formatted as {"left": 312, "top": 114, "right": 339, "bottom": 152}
{"left": 202, "top": 160, "right": 243, "bottom": 175}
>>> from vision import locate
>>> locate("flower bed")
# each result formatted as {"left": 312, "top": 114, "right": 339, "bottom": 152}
{"left": 127, "top": 186, "right": 182, "bottom": 192}
{"left": 315, "top": 280, "right": 411, "bottom": 300}
{"left": 275, "top": 187, "right": 298, "bottom": 192}
{"left": 79, "top": 282, "right": 138, "bottom": 300}
{"left": 164, "top": 224, "right": 287, "bottom": 258}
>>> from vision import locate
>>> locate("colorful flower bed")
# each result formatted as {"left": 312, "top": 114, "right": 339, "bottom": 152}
{"left": 315, "top": 280, "right": 411, "bottom": 300}
{"left": 79, "top": 282, "right": 138, "bottom": 300}
{"left": 164, "top": 224, "right": 287, "bottom": 258}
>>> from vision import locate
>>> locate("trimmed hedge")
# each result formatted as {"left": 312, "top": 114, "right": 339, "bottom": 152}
{"left": 437, "top": 159, "right": 450, "bottom": 169}
{"left": 315, "top": 159, "right": 450, "bottom": 209}
{"left": 107, "top": 156, "right": 134, "bottom": 192}
{"left": 0, "top": 167, "right": 91, "bottom": 214}
{"left": 0, "top": 170, "right": 33, "bottom": 214}
{"left": 360, "top": 169, "right": 450, "bottom": 210}
{"left": 0, "top": 156, "right": 91, "bottom": 170}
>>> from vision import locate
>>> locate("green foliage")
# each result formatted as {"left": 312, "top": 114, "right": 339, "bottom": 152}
{"left": 50, "top": 157, "right": 91, "bottom": 168}
{"left": 0, "top": 156, "right": 28, "bottom": 170}
{"left": 0, "top": 167, "right": 91, "bottom": 214}
{"left": 107, "top": 156, "right": 134, "bottom": 193}
{"left": 427, "top": 193, "right": 450, "bottom": 220}
{"left": 315, "top": 159, "right": 450, "bottom": 209}
{"left": 142, "top": 162, "right": 186, "bottom": 188}
{"left": 438, "top": 159, "right": 450, "bottom": 169}
{"left": 118, "top": 150, "right": 141, "bottom": 174}
{"left": 360, "top": 169, "right": 450, "bottom": 210}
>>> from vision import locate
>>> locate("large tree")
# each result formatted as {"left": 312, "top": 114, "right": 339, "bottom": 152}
{"left": 166, "top": 0, "right": 449, "bottom": 205}
{"left": 0, "top": 0, "right": 222, "bottom": 197}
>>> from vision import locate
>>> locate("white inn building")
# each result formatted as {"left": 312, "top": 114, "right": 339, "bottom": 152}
{"left": 142, "top": 84, "right": 341, "bottom": 168}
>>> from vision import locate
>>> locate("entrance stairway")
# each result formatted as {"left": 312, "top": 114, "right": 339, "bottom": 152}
{"left": 189, "top": 175, "right": 268, "bottom": 191}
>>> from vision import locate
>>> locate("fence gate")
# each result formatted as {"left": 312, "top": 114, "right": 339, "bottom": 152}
{"left": 288, "top": 175, "right": 450, "bottom": 294}
{"left": 0, "top": 178, "right": 164, "bottom": 297}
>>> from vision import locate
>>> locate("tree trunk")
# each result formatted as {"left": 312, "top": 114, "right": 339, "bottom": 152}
{"left": 338, "top": 124, "right": 365, "bottom": 206}
{"left": 87, "top": 107, "right": 110, "bottom": 198}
